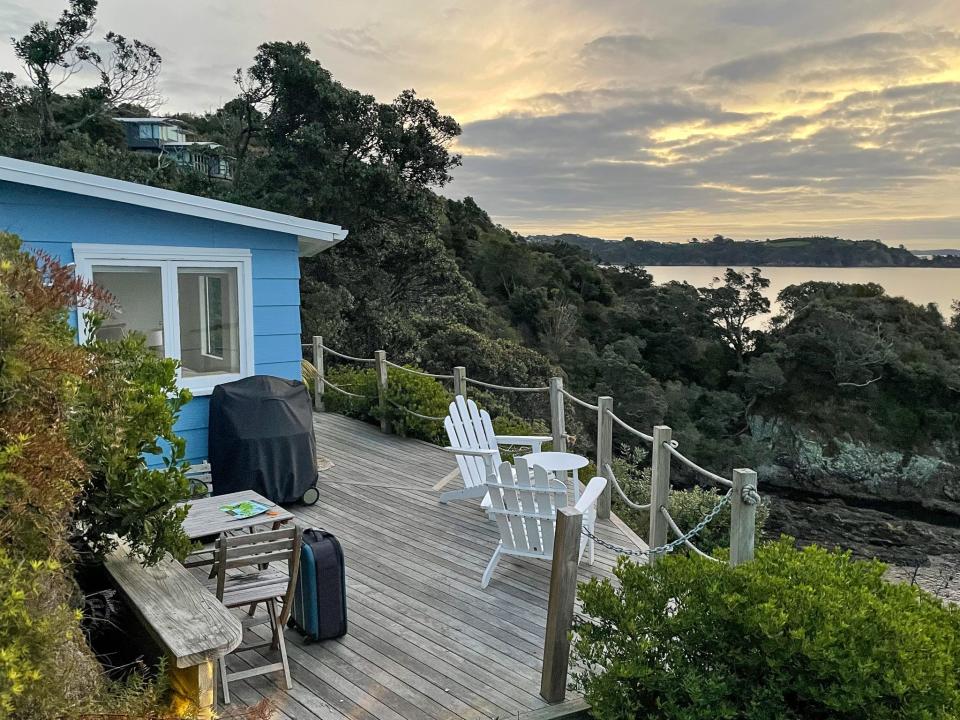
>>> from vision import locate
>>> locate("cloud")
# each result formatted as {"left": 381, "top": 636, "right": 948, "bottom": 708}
{"left": 0, "top": 2, "right": 37, "bottom": 36}
{"left": 454, "top": 75, "right": 960, "bottom": 239}
{"left": 2, "top": 0, "right": 956, "bottom": 244}
{"left": 779, "top": 90, "right": 835, "bottom": 103}
{"left": 579, "top": 33, "right": 675, "bottom": 64}
{"left": 319, "top": 27, "right": 392, "bottom": 60}
{"left": 461, "top": 86, "right": 760, "bottom": 155}
{"left": 704, "top": 31, "right": 960, "bottom": 85}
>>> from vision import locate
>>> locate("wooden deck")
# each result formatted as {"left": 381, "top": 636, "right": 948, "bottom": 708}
{"left": 224, "top": 412, "right": 647, "bottom": 720}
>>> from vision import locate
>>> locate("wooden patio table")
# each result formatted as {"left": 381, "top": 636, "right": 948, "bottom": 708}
{"left": 180, "top": 490, "right": 295, "bottom": 568}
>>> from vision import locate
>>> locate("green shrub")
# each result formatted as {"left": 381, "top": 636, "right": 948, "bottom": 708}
{"left": 0, "top": 234, "right": 181, "bottom": 717}
{"left": 321, "top": 365, "right": 554, "bottom": 452}
{"left": 610, "top": 447, "right": 768, "bottom": 554}
{"left": 490, "top": 408, "right": 552, "bottom": 461}
{"left": 0, "top": 554, "right": 72, "bottom": 716}
{"left": 72, "top": 326, "right": 195, "bottom": 566}
{"left": 323, "top": 364, "right": 452, "bottom": 443}
{"left": 573, "top": 538, "right": 960, "bottom": 720}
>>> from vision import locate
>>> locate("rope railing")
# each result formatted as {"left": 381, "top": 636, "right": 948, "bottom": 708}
{"left": 314, "top": 337, "right": 763, "bottom": 707}
{"left": 661, "top": 507, "right": 721, "bottom": 562}
{"left": 386, "top": 398, "right": 446, "bottom": 422}
{"left": 314, "top": 343, "right": 377, "bottom": 364}
{"left": 605, "top": 409, "right": 654, "bottom": 443}
{"left": 665, "top": 443, "right": 734, "bottom": 488}
{"left": 321, "top": 377, "right": 375, "bottom": 400}
{"left": 323, "top": 378, "right": 445, "bottom": 422}
{"left": 311, "top": 338, "right": 756, "bottom": 547}
{"left": 602, "top": 463, "right": 651, "bottom": 511}
{"left": 559, "top": 388, "right": 599, "bottom": 412}
{"left": 384, "top": 360, "right": 454, "bottom": 380}
{"left": 465, "top": 377, "right": 550, "bottom": 393}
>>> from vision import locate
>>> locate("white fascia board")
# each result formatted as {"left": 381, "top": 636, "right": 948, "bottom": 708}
{"left": 0, "top": 155, "right": 348, "bottom": 256}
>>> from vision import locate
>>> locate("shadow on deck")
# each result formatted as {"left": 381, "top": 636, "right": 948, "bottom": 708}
{"left": 226, "top": 412, "right": 646, "bottom": 720}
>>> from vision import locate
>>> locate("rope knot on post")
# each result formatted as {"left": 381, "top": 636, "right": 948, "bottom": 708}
{"left": 741, "top": 484, "right": 761, "bottom": 506}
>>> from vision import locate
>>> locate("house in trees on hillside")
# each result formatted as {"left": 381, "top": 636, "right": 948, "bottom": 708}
{"left": 114, "top": 117, "right": 235, "bottom": 180}
{"left": 0, "top": 155, "right": 348, "bottom": 465}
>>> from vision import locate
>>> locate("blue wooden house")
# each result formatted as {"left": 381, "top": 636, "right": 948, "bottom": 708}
{"left": 0, "top": 155, "right": 347, "bottom": 465}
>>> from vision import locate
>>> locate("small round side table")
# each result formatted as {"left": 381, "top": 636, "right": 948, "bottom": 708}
{"left": 520, "top": 451, "right": 588, "bottom": 504}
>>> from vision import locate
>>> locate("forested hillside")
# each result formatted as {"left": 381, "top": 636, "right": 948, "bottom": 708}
{"left": 530, "top": 233, "right": 960, "bottom": 267}
{"left": 2, "top": 13, "right": 959, "bottom": 511}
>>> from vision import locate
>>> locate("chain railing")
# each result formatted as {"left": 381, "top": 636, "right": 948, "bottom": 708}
{"left": 581, "top": 488, "right": 733, "bottom": 559}
{"left": 308, "top": 337, "right": 756, "bottom": 516}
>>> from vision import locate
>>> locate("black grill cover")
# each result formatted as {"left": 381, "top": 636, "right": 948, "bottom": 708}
{"left": 209, "top": 375, "right": 317, "bottom": 503}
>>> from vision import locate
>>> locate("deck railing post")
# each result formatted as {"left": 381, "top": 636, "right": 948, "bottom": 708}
{"left": 374, "top": 350, "right": 390, "bottom": 434}
{"left": 595, "top": 396, "right": 613, "bottom": 519}
{"left": 312, "top": 335, "right": 324, "bottom": 412}
{"left": 729, "top": 468, "right": 758, "bottom": 567}
{"left": 453, "top": 366, "right": 467, "bottom": 398}
{"left": 648, "top": 425, "right": 672, "bottom": 563}
{"left": 549, "top": 377, "right": 566, "bottom": 453}
{"left": 540, "top": 506, "right": 583, "bottom": 704}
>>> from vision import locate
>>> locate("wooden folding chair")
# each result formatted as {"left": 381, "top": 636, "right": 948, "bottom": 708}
{"left": 212, "top": 526, "right": 301, "bottom": 704}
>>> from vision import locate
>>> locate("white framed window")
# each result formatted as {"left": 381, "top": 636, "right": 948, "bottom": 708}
{"left": 73, "top": 244, "right": 255, "bottom": 395}
{"left": 199, "top": 274, "right": 225, "bottom": 359}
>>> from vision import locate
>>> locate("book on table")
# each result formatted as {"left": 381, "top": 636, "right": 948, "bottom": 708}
{"left": 219, "top": 500, "right": 271, "bottom": 520}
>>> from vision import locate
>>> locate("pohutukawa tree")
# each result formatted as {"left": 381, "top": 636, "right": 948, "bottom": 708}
{"left": 13, "top": 0, "right": 161, "bottom": 149}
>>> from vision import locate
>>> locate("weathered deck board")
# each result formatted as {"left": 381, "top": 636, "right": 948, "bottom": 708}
{"left": 227, "top": 412, "right": 646, "bottom": 719}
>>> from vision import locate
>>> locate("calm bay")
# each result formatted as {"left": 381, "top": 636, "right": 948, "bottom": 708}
{"left": 646, "top": 265, "right": 960, "bottom": 323}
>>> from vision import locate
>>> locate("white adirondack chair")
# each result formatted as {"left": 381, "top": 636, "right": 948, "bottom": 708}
{"left": 440, "top": 396, "right": 552, "bottom": 506}
{"left": 481, "top": 457, "right": 607, "bottom": 589}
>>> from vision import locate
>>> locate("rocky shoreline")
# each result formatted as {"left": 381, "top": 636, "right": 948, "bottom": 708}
{"left": 762, "top": 489, "right": 960, "bottom": 601}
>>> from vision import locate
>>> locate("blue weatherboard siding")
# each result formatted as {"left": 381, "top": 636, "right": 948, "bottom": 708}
{"left": 0, "top": 180, "right": 304, "bottom": 465}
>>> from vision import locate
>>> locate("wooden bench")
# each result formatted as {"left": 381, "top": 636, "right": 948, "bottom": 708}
{"left": 105, "top": 544, "right": 243, "bottom": 718}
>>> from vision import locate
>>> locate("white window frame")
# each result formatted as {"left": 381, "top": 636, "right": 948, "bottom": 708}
{"left": 73, "top": 244, "right": 255, "bottom": 396}
{"left": 198, "top": 274, "right": 226, "bottom": 360}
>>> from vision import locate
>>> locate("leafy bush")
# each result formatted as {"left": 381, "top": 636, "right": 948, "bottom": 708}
{"left": 321, "top": 365, "right": 554, "bottom": 452}
{"left": 573, "top": 538, "right": 960, "bottom": 720}
{"left": 489, "top": 407, "right": 552, "bottom": 461}
{"left": 323, "top": 364, "right": 452, "bottom": 443}
{"left": 72, "top": 327, "right": 194, "bottom": 565}
{"left": 0, "top": 234, "right": 186, "bottom": 716}
{"left": 0, "top": 233, "right": 104, "bottom": 716}
{"left": 610, "top": 447, "right": 768, "bottom": 554}
{"left": 0, "top": 554, "right": 84, "bottom": 717}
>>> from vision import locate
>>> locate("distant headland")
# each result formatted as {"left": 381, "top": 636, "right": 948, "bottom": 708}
{"left": 526, "top": 234, "right": 960, "bottom": 267}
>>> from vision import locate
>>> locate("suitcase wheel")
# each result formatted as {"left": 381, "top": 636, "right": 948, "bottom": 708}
{"left": 301, "top": 487, "right": 320, "bottom": 505}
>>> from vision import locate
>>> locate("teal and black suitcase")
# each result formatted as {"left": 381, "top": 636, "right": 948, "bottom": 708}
{"left": 288, "top": 529, "right": 347, "bottom": 642}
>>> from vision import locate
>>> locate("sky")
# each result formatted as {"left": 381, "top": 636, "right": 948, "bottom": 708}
{"left": 1, "top": 1, "right": 959, "bottom": 248}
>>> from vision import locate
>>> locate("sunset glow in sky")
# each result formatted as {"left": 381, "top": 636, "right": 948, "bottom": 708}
{"left": 2, "top": 1, "right": 959, "bottom": 247}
